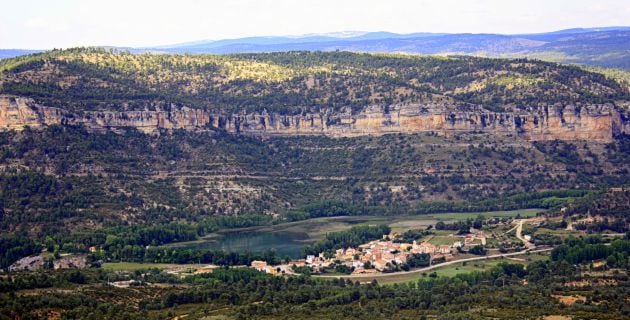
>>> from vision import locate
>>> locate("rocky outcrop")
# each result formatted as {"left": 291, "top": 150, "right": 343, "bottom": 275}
{"left": 0, "top": 95, "right": 626, "bottom": 141}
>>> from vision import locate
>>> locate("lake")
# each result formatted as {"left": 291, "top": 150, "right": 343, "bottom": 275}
{"left": 181, "top": 230, "right": 312, "bottom": 258}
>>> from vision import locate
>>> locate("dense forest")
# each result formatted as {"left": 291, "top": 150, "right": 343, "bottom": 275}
{"left": 1, "top": 48, "right": 628, "bottom": 114}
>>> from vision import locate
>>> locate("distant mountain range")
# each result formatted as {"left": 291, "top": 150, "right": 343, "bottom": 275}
{"left": 0, "top": 49, "right": 42, "bottom": 60}
{"left": 2, "top": 27, "right": 629, "bottom": 69}
{"left": 148, "top": 27, "right": 630, "bottom": 69}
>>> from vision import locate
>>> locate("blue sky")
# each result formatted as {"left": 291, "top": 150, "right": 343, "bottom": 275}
{"left": 1, "top": 0, "right": 629, "bottom": 49}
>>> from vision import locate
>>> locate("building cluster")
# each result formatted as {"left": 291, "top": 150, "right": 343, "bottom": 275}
{"left": 300, "top": 235, "right": 457, "bottom": 274}
{"left": 249, "top": 231, "right": 488, "bottom": 275}
{"left": 250, "top": 260, "right": 290, "bottom": 275}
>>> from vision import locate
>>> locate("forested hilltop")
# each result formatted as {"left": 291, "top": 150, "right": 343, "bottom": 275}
{"left": 1, "top": 48, "right": 628, "bottom": 114}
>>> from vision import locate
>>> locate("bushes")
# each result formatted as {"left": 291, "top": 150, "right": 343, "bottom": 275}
{"left": 469, "top": 245, "right": 486, "bottom": 255}
{"left": 0, "top": 235, "right": 41, "bottom": 269}
{"left": 551, "top": 236, "right": 630, "bottom": 267}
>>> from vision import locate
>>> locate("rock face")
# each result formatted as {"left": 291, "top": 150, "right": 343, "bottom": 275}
{"left": 0, "top": 95, "right": 626, "bottom": 141}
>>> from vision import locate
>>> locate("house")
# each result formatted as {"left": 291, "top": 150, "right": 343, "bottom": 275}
{"left": 373, "top": 252, "right": 383, "bottom": 261}
{"left": 437, "top": 245, "right": 451, "bottom": 254}
{"left": 306, "top": 255, "right": 315, "bottom": 264}
{"left": 382, "top": 252, "right": 395, "bottom": 261}
{"left": 264, "top": 266, "right": 278, "bottom": 275}
{"left": 419, "top": 242, "right": 436, "bottom": 254}
{"left": 251, "top": 261, "right": 278, "bottom": 275}
{"left": 194, "top": 268, "right": 214, "bottom": 274}
{"left": 251, "top": 260, "right": 268, "bottom": 271}
{"left": 373, "top": 259, "right": 388, "bottom": 271}
{"left": 394, "top": 254, "right": 407, "bottom": 264}
{"left": 452, "top": 241, "right": 463, "bottom": 248}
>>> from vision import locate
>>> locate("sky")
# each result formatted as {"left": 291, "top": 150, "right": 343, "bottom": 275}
{"left": 1, "top": 0, "right": 629, "bottom": 49}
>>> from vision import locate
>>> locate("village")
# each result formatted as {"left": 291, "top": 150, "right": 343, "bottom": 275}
{"left": 250, "top": 229, "right": 487, "bottom": 275}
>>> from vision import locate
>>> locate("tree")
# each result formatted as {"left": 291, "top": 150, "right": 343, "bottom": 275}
{"left": 469, "top": 245, "right": 486, "bottom": 255}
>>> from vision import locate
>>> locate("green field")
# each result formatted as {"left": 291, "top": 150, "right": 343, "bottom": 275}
{"left": 427, "top": 235, "right": 459, "bottom": 246}
{"left": 534, "top": 227, "right": 583, "bottom": 238}
{"left": 102, "top": 262, "right": 201, "bottom": 271}
{"left": 335, "top": 252, "right": 551, "bottom": 285}
{"left": 422, "top": 209, "right": 541, "bottom": 221}
{"left": 429, "top": 253, "right": 548, "bottom": 278}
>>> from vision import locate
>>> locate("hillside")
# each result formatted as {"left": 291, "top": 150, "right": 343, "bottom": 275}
{"left": 1, "top": 113, "right": 629, "bottom": 240}
{"left": 0, "top": 49, "right": 629, "bottom": 267}
{"left": 1, "top": 49, "right": 628, "bottom": 114}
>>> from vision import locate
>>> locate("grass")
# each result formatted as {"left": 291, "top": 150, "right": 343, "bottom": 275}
{"left": 102, "top": 262, "right": 194, "bottom": 271}
{"left": 432, "top": 259, "right": 507, "bottom": 277}
{"left": 271, "top": 209, "right": 540, "bottom": 236}
{"left": 363, "top": 252, "right": 551, "bottom": 285}
{"left": 427, "top": 235, "right": 458, "bottom": 246}
{"left": 534, "top": 228, "right": 583, "bottom": 239}
{"left": 423, "top": 209, "right": 541, "bottom": 221}
{"left": 432, "top": 252, "right": 550, "bottom": 278}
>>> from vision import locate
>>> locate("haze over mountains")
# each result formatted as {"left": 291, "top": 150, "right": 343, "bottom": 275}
{"left": 2, "top": 27, "right": 630, "bottom": 70}
{"left": 153, "top": 27, "right": 630, "bottom": 69}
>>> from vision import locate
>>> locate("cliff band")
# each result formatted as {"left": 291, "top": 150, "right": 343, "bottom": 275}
{"left": 0, "top": 95, "right": 626, "bottom": 141}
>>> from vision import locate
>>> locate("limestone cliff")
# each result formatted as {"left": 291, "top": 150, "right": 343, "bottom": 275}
{"left": 0, "top": 95, "right": 626, "bottom": 141}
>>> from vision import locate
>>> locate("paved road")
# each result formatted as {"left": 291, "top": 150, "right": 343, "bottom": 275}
{"left": 313, "top": 247, "right": 554, "bottom": 280}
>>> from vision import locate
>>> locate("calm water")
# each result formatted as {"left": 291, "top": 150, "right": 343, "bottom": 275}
{"left": 186, "top": 230, "right": 310, "bottom": 258}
